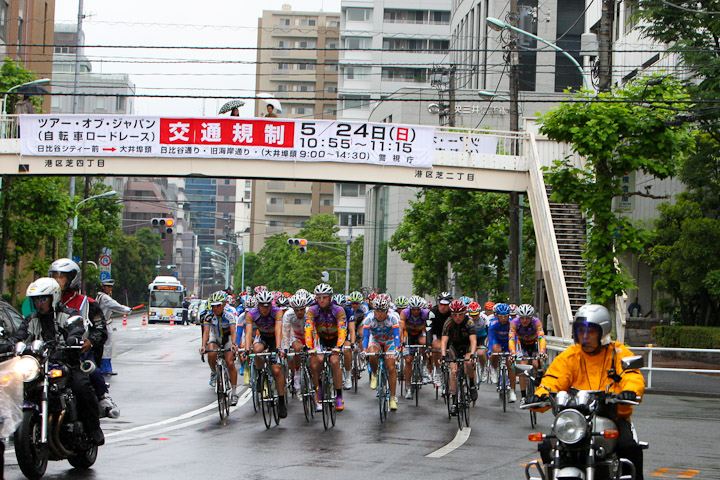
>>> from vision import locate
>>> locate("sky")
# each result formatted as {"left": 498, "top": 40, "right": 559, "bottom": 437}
{"left": 55, "top": 0, "right": 342, "bottom": 117}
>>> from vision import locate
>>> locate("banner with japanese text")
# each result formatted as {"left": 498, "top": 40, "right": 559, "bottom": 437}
{"left": 20, "top": 115, "right": 435, "bottom": 168}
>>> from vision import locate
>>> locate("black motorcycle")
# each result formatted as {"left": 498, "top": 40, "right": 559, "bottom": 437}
{"left": 0, "top": 327, "right": 23, "bottom": 480}
{"left": 13, "top": 339, "right": 99, "bottom": 479}
{"left": 520, "top": 355, "right": 647, "bottom": 480}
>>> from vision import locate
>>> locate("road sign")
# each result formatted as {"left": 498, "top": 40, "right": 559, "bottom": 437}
{"left": 99, "top": 271, "right": 111, "bottom": 281}
{"left": 99, "top": 254, "right": 111, "bottom": 267}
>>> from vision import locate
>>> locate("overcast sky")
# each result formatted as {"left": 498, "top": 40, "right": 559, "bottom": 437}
{"left": 55, "top": 0, "right": 341, "bottom": 117}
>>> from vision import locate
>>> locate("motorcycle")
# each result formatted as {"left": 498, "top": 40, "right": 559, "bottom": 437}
{"left": 520, "top": 355, "right": 647, "bottom": 480}
{"left": 13, "top": 339, "right": 99, "bottom": 479}
{"left": 0, "top": 327, "right": 24, "bottom": 479}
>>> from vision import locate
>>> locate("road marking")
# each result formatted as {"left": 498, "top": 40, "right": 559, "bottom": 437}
{"left": 651, "top": 468, "right": 700, "bottom": 478}
{"left": 425, "top": 427, "right": 471, "bottom": 458}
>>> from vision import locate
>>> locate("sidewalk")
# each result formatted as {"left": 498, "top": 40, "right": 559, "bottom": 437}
{"left": 642, "top": 357, "right": 720, "bottom": 397}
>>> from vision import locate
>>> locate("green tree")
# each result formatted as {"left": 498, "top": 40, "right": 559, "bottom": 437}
{"left": 349, "top": 235, "right": 364, "bottom": 291}
{"left": 110, "top": 228, "right": 164, "bottom": 306}
{"left": 0, "top": 58, "right": 40, "bottom": 113}
{"left": 539, "top": 75, "right": 695, "bottom": 306}
{"left": 233, "top": 251, "right": 260, "bottom": 294}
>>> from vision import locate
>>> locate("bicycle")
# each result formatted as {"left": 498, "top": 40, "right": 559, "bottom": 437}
{"left": 445, "top": 357, "right": 474, "bottom": 430}
{"left": 490, "top": 351, "right": 513, "bottom": 412}
{"left": 350, "top": 344, "right": 363, "bottom": 393}
{"left": 289, "top": 350, "right": 316, "bottom": 422}
{"left": 249, "top": 352, "right": 280, "bottom": 429}
{"left": 203, "top": 347, "right": 233, "bottom": 420}
{"left": 514, "top": 353, "right": 546, "bottom": 428}
{"left": 474, "top": 347, "right": 491, "bottom": 386}
{"left": 365, "top": 351, "right": 394, "bottom": 423}
{"left": 405, "top": 344, "right": 425, "bottom": 406}
{"left": 316, "top": 350, "right": 338, "bottom": 430}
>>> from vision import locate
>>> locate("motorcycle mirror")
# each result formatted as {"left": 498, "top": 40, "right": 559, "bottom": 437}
{"left": 621, "top": 355, "right": 644, "bottom": 371}
{"left": 514, "top": 363, "right": 534, "bottom": 374}
{"left": 555, "top": 390, "right": 570, "bottom": 407}
{"left": 30, "top": 339, "right": 45, "bottom": 354}
{"left": 15, "top": 342, "right": 26, "bottom": 355}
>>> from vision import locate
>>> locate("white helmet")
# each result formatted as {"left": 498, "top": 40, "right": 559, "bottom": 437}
{"left": 314, "top": 283, "right": 333, "bottom": 296}
{"left": 408, "top": 296, "right": 425, "bottom": 309}
{"left": 48, "top": 258, "right": 81, "bottom": 290}
{"left": 26, "top": 277, "right": 61, "bottom": 309}
{"left": 517, "top": 304, "right": 535, "bottom": 317}
{"left": 255, "top": 290, "right": 274, "bottom": 306}
{"left": 289, "top": 294, "right": 306, "bottom": 310}
{"left": 573, "top": 304, "right": 612, "bottom": 346}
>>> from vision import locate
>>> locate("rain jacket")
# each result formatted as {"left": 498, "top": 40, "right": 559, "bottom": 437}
{"left": 535, "top": 342, "right": 645, "bottom": 419}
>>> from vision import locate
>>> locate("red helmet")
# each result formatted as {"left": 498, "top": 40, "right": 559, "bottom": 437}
{"left": 368, "top": 293, "right": 378, "bottom": 302}
{"left": 449, "top": 299, "right": 466, "bottom": 313}
{"left": 484, "top": 301, "right": 495, "bottom": 311}
{"left": 509, "top": 303, "right": 518, "bottom": 315}
{"left": 468, "top": 301, "right": 481, "bottom": 315}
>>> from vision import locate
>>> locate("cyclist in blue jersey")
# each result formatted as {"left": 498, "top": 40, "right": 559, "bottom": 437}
{"left": 468, "top": 301, "right": 489, "bottom": 382}
{"left": 487, "top": 302, "right": 516, "bottom": 402}
{"left": 400, "top": 295, "right": 431, "bottom": 398}
{"left": 200, "top": 291, "right": 240, "bottom": 405}
{"left": 243, "top": 290, "right": 287, "bottom": 418}
{"left": 362, "top": 295, "right": 402, "bottom": 411}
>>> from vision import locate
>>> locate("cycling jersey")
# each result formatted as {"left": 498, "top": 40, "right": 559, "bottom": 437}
{"left": 362, "top": 311, "right": 401, "bottom": 350}
{"left": 509, "top": 317, "right": 546, "bottom": 354}
{"left": 282, "top": 309, "right": 305, "bottom": 350}
{"left": 203, "top": 304, "right": 237, "bottom": 345}
{"left": 349, "top": 303, "right": 369, "bottom": 323}
{"left": 487, "top": 317, "right": 511, "bottom": 351}
{"left": 442, "top": 316, "right": 476, "bottom": 352}
{"left": 245, "top": 306, "right": 283, "bottom": 338}
{"left": 399, "top": 307, "right": 429, "bottom": 337}
{"left": 428, "top": 306, "right": 451, "bottom": 340}
{"left": 304, "top": 304, "right": 346, "bottom": 349}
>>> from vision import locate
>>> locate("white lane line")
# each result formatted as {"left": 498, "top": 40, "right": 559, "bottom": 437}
{"left": 105, "top": 402, "right": 218, "bottom": 437}
{"left": 425, "top": 428, "right": 472, "bottom": 458}
{"left": 106, "top": 389, "right": 252, "bottom": 444}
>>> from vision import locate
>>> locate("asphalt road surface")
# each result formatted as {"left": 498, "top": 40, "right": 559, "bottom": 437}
{"left": 4, "top": 315, "right": 718, "bottom": 479}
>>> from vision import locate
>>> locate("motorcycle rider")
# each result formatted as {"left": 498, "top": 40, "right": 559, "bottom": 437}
{"left": 529, "top": 304, "right": 645, "bottom": 479}
{"left": 48, "top": 258, "right": 118, "bottom": 419}
{"left": 12, "top": 278, "right": 105, "bottom": 446}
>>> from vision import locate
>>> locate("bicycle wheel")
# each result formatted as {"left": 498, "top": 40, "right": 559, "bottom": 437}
{"left": 352, "top": 351, "right": 360, "bottom": 393}
{"left": 530, "top": 410, "right": 537, "bottom": 429}
{"left": 259, "top": 371, "right": 272, "bottom": 429}
{"left": 301, "top": 366, "right": 313, "bottom": 422}
{"left": 329, "top": 368, "right": 337, "bottom": 427}
{"left": 271, "top": 377, "right": 280, "bottom": 426}
{"left": 216, "top": 363, "right": 227, "bottom": 420}
{"left": 412, "top": 358, "right": 422, "bottom": 407}
{"left": 461, "top": 375, "right": 470, "bottom": 428}
{"left": 222, "top": 362, "right": 231, "bottom": 418}
{"left": 379, "top": 368, "right": 389, "bottom": 423}
{"left": 500, "top": 368, "right": 507, "bottom": 413}
{"left": 321, "top": 369, "right": 332, "bottom": 430}
{"left": 397, "top": 357, "right": 405, "bottom": 397}
{"left": 456, "top": 374, "right": 464, "bottom": 430}
{"left": 251, "top": 362, "right": 259, "bottom": 413}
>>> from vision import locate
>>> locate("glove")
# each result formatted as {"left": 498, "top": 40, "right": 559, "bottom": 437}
{"left": 619, "top": 390, "right": 637, "bottom": 402}
{"left": 66, "top": 336, "right": 81, "bottom": 347}
{"left": 526, "top": 394, "right": 547, "bottom": 405}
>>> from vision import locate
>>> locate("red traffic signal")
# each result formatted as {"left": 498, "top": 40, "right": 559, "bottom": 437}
{"left": 151, "top": 217, "right": 174, "bottom": 234}
{"left": 287, "top": 238, "right": 308, "bottom": 253}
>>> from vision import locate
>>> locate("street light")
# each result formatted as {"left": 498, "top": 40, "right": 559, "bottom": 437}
{"left": 67, "top": 190, "right": 117, "bottom": 258}
{"left": 486, "top": 17, "right": 590, "bottom": 90}
{"left": 203, "top": 247, "right": 229, "bottom": 289}
{"left": 218, "top": 239, "right": 244, "bottom": 293}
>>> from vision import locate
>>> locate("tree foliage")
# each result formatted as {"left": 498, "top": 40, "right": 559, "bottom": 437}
{"left": 0, "top": 58, "right": 41, "bottom": 113}
{"left": 72, "top": 178, "right": 123, "bottom": 262}
{"left": 110, "top": 228, "right": 164, "bottom": 306}
{"left": 539, "top": 75, "right": 696, "bottom": 306}
{"left": 389, "top": 188, "right": 535, "bottom": 301}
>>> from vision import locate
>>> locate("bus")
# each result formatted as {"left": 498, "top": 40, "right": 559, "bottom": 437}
{"left": 148, "top": 276, "right": 185, "bottom": 324}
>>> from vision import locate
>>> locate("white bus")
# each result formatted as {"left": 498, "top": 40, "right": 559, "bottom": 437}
{"left": 148, "top": 276, "right": 185, "bottom": 324}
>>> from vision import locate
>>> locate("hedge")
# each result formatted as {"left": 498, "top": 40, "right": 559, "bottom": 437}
{"left": 651, "top": 326, "right": 720, "bottom": 349}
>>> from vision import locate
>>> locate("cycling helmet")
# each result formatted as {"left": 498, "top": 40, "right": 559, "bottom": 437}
{"left": 314, "top": 283, "right": 333, "bottom": 296}
{"left": 256, "top": 290, "right": 274, "bottom": 306}
{"left": 408, "top": 295, "right": 425, "bottom": 309}
{"left": 449, "top": 299, "right": 466, "bottom": 313}
{"left": 208, "top": 290, "right": 228, "bottom": 306}
{"left": 509, "top": 304, "right": 518, "bottom": 315}
{"left": 348, "top": 291, "right": 363, "bottom": 303}
{"left": 296, "top": 288, "right": 310, "bottom": 297}
{"left": 289, "top": 294, "right": 306, "bottom": 310}
{"left": 395, "top": 296, "right": 409, "bottom": 309}
{"left": 459, "top": 296, "right": 472, "bottom": 306}
{"left": 494, "top": 303, "right": 511, "bottom": 316}
{"left": 333, "top": 294, "right": 346, "bottom": 306}
{"left": 276, "top": 295, "right": 289, "bottom": 308}
{"left": 573, "top": 304, "right": 612, "bottom": 346}
{"left": 26, "top": 277, "right": 61, "bottom": 308}
{"left": 367, "top": 292, "right": 378, "bottom": 303}
{"left": 467, "top": 301, "right": 481, "bottom": 315}
{"left": 437, "top": 291, "right": 452, "bottom": 305}
{"left": 372, "top": 296, "right": 389, "bottom": 311}
{"left": 48, "top": 258, "right": 81, "bottom": 290}
{"left": 517, "top": 304, "right": 535, "bottom": 317}
{"left": 484, "top": 301, "right": 495, "bottom": 311}
{"left": 244, "top": 296, "right": 257, "bottom": 309}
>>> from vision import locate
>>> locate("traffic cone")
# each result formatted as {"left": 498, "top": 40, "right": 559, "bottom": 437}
{"left": 122, "top": 314, "right": 127, "bottom": 327}
{"left": 169, "top": 317, "right": 175, "bottom": 326}
{"left": 142, "top": 312, "right": 147, "bottom": 326}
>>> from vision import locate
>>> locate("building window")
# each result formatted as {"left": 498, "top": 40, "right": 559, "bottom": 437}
{"left": 0, "top": 1, "right": 8, "bottom": 41}
{"left": 298, "top": 18, "right": 316, "bottom": 26}
{"left": 294, "top": 107, "right": 313, "bottom": 115}
{"left": 326, "top": 40, "right": 338, "bottom": 49}
{"left": 298, "top": 63, "right": 316, "bottom": 70}
{"left": 269, "top": 197, "right": 283, "bottom": 205}
{"left": 293, "top": 198, "right": 311, "bottom": 205}
{"left": 297, "top": 40, "right": 316, "bottom": 48}
{"left": 277, "top": 63, "right": 289, "bottom": 70}
{"left": 277, "top": 84, "right": 288, "bottom": 92}
{"left": 269, "top": 220, "right": 279, "bottom": 227}
{"left": 326, "top": 20, "right": 340, "bottom": 27}
{"left": 325, "top": 63, "right": 339, "bottom": 72}
{"left": 344, "top": 66, "right": 369, "bottom": 80}
{"left": 339, "top": 213, "right": 365, "bottom": 226}
{"left": 293, "top": 221, "right": 307, "bottom": 228}
{"left": 278, "top": 40, "right": 287, "bottom": 48}
{"left": 340, "top": 183, "right": 365, "bottom": 197}
{"left": 346, "top": 8, "right": 372, "bottom": 22}
{"left": 279, "top": 18, "right": 290, "bottom": 26}
{"left": 342, "top": 95, "right": 370, "bottom": 110}
{"left": 244, "top": 190, "right": 251, "bottom": 199}
{"left": 323, "top": 199, "right": 332, "bottom": 206}
{"left": 345, "top": 36, "right": 371, "bottom": 50}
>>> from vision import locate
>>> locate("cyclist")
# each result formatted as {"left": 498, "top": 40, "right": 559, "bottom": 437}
{"left": 458, "top": 296, "right": 472, "bottom": 307}
{"left": 440, "top": 299, "right": 478, "bottom": 414}
{"left": 427, "top": 292, "right": 453, "bottom": 385}
{"left": 509, "top": 304, "right": 547, "bottom": 404}
{"left": 199, "top": 291, "right": 240, "bottom": 406}
{"left": 468, "top": 302, "right": 489, "bottom": 382}
{"left": 508, "top": 303, "right": 518, "bottom": 320}
{"left": 399, "top": 295, "right": 430, "bottom": 399}
{"left": 362, "top": 295, "right": 401, "bottom": 411}
{"left": 487, "top": 302, "right": 516, "bottom": 402}
{"left": 305, "top": 283, "right": 347, "bottom": 411}
{"left": 333, "top": 293, "right": 357, "bottom": 390}
{"left": 395, "top": 295, "right": 409, "bottom": 311}
{"left": 276, "top": 295, "right": 290, "bottom": 314}
{"left": 480, "top": 301, "right": 495, "bottom": 328}
{"left": 348, "top": 291, "right": 369, "bottom": 347}
{"left": 282, "top": 293, "right": 308, "bottom": 392}
{"left": 243, "top": 290, "right": 287, "bottom": 418}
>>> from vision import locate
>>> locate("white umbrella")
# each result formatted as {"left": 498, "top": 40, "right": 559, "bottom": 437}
{"left": 257, "top": 93, "right": 282, "bottom": 114}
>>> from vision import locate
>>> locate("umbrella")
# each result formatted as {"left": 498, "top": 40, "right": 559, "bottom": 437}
{"left": 15, "top": 84, "right": 50, "bottom": 96}
{"left": 257, "top": 93, "right": 283, "bottom": 114}
{"left": 218, "top": 99, "right": 245, "bottom": 114}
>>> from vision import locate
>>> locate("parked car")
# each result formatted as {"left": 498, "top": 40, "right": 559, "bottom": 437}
{"left": 0, "top": 300, "right": 24, "bottom": 336}
{"left": 189, "top": 299, "right": 202, "bottom": 324}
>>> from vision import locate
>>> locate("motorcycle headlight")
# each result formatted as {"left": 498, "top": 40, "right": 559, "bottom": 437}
{"left": 553, "top": 409, "right": 586, "bottom": 444}
{"left": 15, "top": 356, "right": 40, "bottom": 382}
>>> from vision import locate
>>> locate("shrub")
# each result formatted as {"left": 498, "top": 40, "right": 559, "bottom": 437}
{"left": 651, "top": 325, "right": 720, "bottom": 349}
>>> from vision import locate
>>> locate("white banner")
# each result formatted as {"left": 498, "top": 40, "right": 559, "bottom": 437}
{"left": 434, "top": 132, "right": 499, "bottom": 154}
{"left": 20, "top": 115, "right": 434, "bottom": 168}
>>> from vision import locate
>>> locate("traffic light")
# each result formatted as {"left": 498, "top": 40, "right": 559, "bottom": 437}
{"left": 287, "top": 238, "right": 308, "bottom": 253}
{"left": 151, "top": 217, "right": 175, "bottom": 234}
{"left": 321, "top": 270, "right": 329, "bottom": 282}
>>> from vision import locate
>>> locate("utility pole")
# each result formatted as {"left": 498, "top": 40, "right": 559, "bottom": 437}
{"left": 448, "top": 65, "right": 456, "bottom": 127}
{"left": 508, "top": 0, "right": 521, "bottom": 304}
{"left": 597, "top": 0, "right": 614, "bottom": 92}
{"left": 66, "top": 0, "right": 84, "bottom": 258}
{"left": 345, "top": 220, "right": 352, "bottom": 296}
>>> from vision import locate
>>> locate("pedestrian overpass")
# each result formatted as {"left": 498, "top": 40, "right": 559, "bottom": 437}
{"left": 0, "top": 114, "right": 617, "bottom": 341}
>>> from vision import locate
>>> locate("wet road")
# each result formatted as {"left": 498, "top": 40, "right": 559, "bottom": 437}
{"left": 4, "top": 315, "right": 719, "bottom": 479}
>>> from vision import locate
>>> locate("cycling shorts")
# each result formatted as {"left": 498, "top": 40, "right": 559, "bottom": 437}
{"left": 254, "top": 334, "right": 278, "bottom": 352}
{"left": 369, "top": 339, "right": 397, "bottom": 353}
{"left": 407, "top": 332, "right": 425, "bottom": 347}
{"left": 207, "top": 338, "right": 233, "bottom": 351}
{"left": 448, "top": 344, "right": 470, "bottom": 359}
{"left": 518, "top": 342, "right": 538, "bottom": 357}
{"left": 208, "top": 328, "right": 231, "bottom": 347}
{"left": 318, "top": 336, "right": 340, "bottom": 351}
